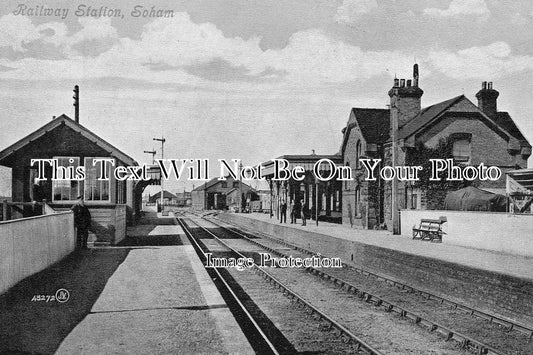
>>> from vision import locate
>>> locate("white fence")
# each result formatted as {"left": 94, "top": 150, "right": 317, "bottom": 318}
{"left": 401, "top": 209, "right": 533, "bottom": 257}
{"left": 0, "top": 212, "right": 75, "bottom": 295}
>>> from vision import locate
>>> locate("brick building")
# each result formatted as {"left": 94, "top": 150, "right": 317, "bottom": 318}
{"left": 341, "top": 64, "right": 531, "bottom": 230}
{"left": 191, "top": 176, "right": 256, "bottom": 210}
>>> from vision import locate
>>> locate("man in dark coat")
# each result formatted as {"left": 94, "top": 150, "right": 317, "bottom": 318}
{"left": 72, "top": 195, "right": 91, "bottom": 250}
{"left": 280, "top": 200, "right": 287, "bottom": 223}
{"left": 300, "top": 199, "right": 307, "bottom": 226}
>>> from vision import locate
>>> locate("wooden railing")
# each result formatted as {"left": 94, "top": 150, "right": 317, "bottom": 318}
{"left": 1, "top": 199, "right": 49, "bottom": 221}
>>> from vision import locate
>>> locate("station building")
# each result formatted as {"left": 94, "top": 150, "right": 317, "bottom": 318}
{"left": 191, "top": 176, "right": 256, "bottom": 210}
{"left": 341, "top": 65, "right": 531, "bottom": 230}
{"left": 0, "top": 113, "right": 159, "bottom": 244}
{"left": 261, "top": 155, "right": 343, "bottom": 223}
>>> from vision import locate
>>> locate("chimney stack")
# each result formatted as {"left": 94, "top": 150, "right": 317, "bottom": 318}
{"left": 388, "top": 64, "right": 424, "bottom": 127}
{"left": 73, "top": 85, "right": 80, "bottom": 123}
{"left": 476, "top": 81, "right": 499, "bottom": 117}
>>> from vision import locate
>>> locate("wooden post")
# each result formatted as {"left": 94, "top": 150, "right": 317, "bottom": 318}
{"left": 2, "top": 199, "right": 7, "bottom": 221}
{"left": 42, "top": 199, "right": 47, "bottom": 215}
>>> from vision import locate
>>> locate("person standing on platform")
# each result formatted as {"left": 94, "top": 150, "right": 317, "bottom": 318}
{"left": 300, "top": 199, "right": 307, "bottom": 226}
{"left": 72, "top": 195, "right": 91, "bottom": 250}
{"left": 280, "top": 200, "right": 287, "bottom": 223}
{"left": 290, "top": 199, "right": 297, "bottom": 224}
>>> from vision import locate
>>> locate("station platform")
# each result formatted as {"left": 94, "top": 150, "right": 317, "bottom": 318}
{"left": 56, "top": 212, "right": 252, "bottom": 354}
{"left": 217, "top": 211, "right": 533, "bottom": 326}
{"left": 226, "top": 212, "right": 533, "bottom": 281}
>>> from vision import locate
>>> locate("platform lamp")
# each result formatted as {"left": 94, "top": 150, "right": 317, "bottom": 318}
{"left": 153, "top": 137, "right": 165, "bottom": 212}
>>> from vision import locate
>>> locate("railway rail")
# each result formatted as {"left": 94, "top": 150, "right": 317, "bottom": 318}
{"left": 195, "top": 213, "right": 531, "bottom": 355}
{"left": 215, "top": 216, "right": 533, "bottom": 341}
{"left": 176, "top": 213, "right": 382, "bottom": 355}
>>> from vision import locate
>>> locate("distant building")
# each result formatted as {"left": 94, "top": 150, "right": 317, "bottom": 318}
{"left": 340, "top": 65, "right": 531, "bottom": 230}
{"left": 191, "top": 176, "right": 256, "bottom": 210}
{"left": 148, "top": 190, "right": 178, "bottom": 205}
{"left": 175, "top": 190, "right": 192, "bottom": 207}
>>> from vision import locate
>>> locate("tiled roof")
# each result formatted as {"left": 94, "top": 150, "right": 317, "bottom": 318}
{"left": 493, "top": 112, "right": 531, "bottom": 148}
{"left": 399, "top": 95, "right": 464, "bottom": 140}
{"left": 0, "top": 114, "right": 137, "bottom": 167}
{"left": 351, "top": 108, "right": 390, "bottom": 144}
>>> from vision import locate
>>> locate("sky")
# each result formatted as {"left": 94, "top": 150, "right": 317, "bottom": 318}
{"left": 0, "top": 0, "right": 532, "bottom": 195}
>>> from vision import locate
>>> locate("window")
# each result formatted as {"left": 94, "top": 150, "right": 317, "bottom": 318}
{"left": 411, "top": 193, "right": 418, "bottom": 209}
{"left": 355, "top": 140, "right": 362, "bottom": 168}
{"left": 233, "top": 181, "right": 239, "bottom": 188}
{"left": 452, "top": 136, "right": 471, "bottom": 163}
{"left": 116, "top": 180, "right": 126, "bottom": 204}
{"left": 344, "top": 162, "right": 350, "bottom": 190}
{"left": 453, "top": 139, "right": 471, "bottom": 162}
{"left": 52, "top": 157, "right": 80, "bottom": 202}
{"left": 84, "top": 157, "right": 112, "bottom": 202}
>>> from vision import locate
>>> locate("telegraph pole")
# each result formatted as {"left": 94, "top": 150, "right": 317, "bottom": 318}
{"left": 153, "top": 137, "right": 165, "bottom": 212}
{"left": 73, "top": 85, "right": 80, "bottom": 123}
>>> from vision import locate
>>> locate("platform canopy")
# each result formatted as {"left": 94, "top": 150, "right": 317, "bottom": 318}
{"left": 261, "top": 154, "right": 343, "bottom": 178}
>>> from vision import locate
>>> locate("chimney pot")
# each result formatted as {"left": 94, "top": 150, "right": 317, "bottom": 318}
{"left": 488, "top": 82, "right": 493, "bottom": 89}
{"left": 482, "top": 81, "right": 487, "bottom": 89}
{"left": 394, "top": 78, "right": 399, "bottom": 87}
{"left": 407, "top": 80, "right": 412, "bottom": 87}
{"left": 400, "top": 79, "right": 405, "bottom": 87}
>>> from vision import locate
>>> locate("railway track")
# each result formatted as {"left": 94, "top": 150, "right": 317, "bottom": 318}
{"left": 214, "top": 217, "right": 533, "bottom": 341}
{"left": 176, "top": 213, "right": 381, "bottom": 354}
{"left": 179, "top": 212, "right": 499, "bottom": 354}
{"left": 194, "top": 213, "right": 532, "bottom": 355}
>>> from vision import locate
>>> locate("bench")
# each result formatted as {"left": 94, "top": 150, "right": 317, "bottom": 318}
{"left": 412, "top": 217, "right": 447, "bottom": 242}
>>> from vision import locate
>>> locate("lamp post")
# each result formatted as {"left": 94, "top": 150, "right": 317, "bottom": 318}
{"left": 153, "top": 137, "right": 165, "bottom": 212}
{"left": 315, "top": 178, "right": 319, "bottom": 226}
{"left": 239, "top": 161, "right": 243, "bottom": 213}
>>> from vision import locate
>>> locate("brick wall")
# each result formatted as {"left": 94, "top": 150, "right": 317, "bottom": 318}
{"left": 220, "top": 213, "right": 533, "bottom": 326}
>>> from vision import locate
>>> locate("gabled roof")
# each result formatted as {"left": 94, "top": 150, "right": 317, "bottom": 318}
{"left": 192, "top": 177, "right": 221, "bottom": 191}
{"left": 0, "top": 114, "right": 137, "bottom": 167}
{"left": 192, "top": 176, "right": 255, "bottom": 192}
{"left": 352, "top": 108, "right": 390, "bottom": 144}
{"left": 399, "top": 95, "right": 464, "bottom": 140}
{"left": 493, "top": 112, "right": 531, "bottom": 148}
{"left": 340, "top": 108, "right": 390, "bottom": 155}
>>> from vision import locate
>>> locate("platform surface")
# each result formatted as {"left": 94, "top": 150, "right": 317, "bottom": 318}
{"left": 56, "top": 213, "right": 253, "bottom": 354}
{"left": 227, "top": 212, "right": 533, "bottom": 281}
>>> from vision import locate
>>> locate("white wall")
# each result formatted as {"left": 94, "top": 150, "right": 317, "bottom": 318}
{"left": 400, "top": 209, "right": 533, "bottom": 257}
{"left": 0, "top": 212, "right": 75, "bottom": 295}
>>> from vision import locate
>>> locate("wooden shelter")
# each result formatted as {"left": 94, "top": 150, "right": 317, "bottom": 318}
{"left": 0, "top": 114, "right": 141, "bottom": 244}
